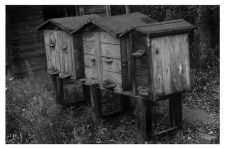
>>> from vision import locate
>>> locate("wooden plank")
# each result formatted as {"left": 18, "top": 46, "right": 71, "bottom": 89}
{"left": 129, "top": 33, "right": 137, "bottom": 94}
{"left": 83, "top": 41, "right": 95, "bottom": 55}
{"left": 151, "top": 37, "right": 164, "bottom": 97}
{"left": 180, "top": 34, "right": 191, "bottom": 89}
{"left": 66, "top": 32, "right": 73, "bottom": 76}
{"left": 125, "top": 5, "right": 130, "bottom": 14}
{"left": 54, "top": 31, "right": 61, "bottom": 72}
{"left": 102, "top": 57, "right": 121, "bottom": 73}
{"left": 62, "top": 32, "right": 69, "bottom": 74}
{"left": 50, "top": 30, "right": 56, "bottom": 70}
{"left": 146, "top": 36, "right": 154, "bottom": 98}
{"left": 44, "top": 30, "right": 52, "bottom": 69}
{"left": 84, "top": 54, "right": 96, "bottom": 68}
{"left": 90, "top": 84, "right": 102, "bottom": 117}
{"left": 103, "top": 71, "right": 122, "bottom": 85}
{"left": 85, "top": 67, "right": 97, "bottom": 79}
{"left": 95, "top": 32, "right": 103, "bottom": 83}
{"left": 73, "top": 34, "right": 85, "bottom": 79}
{"left": 101, "top": 43, "right": 121, "bottom": 59}
{"left": 120, "top": 37, "right": 130, "bottom": 90}
{"left": 57, "top": 30, "right": 65, "bottom": 73}
{"left": 100, "top": 32, "right": 120, "bottom": 45}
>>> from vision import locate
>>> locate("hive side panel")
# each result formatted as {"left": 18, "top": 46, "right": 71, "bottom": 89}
{"left": 54, "top": 31, "right": 61, "bottom": 72}
{"left": 133, "top": 35, "right": 149, "bottom": 90}
{"left": 120, "top": 37, "right": 130, "bottom": 90}
{"left": 151, "top": 33, "right": 191, "bottom": 98}
{"left": 101, "top": 44, "right": 121, "bottom": 59}
{"left": 57, "top": 31, "right": 65, "bottom": 73}
{"left": 100, "top": 32, "right": 120, "bottom": 45}
{"left": 73, "top": 34, "right": 85, "bottom": 79}
{"left": 49, "top": 30, "right": 56, "bottom": 70}
{"left": 43, "top": 30, "right": 52, "bottom": 70}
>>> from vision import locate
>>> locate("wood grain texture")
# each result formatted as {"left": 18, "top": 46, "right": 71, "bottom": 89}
{"left": 103, "top": 71, "right": 122, "bottom": 85}
{"left": 101, "top": 43, "right": 121, "bottom": 59}
{"left": 73, "top": 34, "right": 85, "bottom": 79}
{"left": 49, "top": 30, "right": 56, "bottom": 70}
{"left": 120, "top": 37, "right": 130, "bottom": 90}
{"left": 102, "top": 57, "right": 121, "bottom": 73}
{"left": 82, "top": 32, "right": 96, "bottom": 42}
{"left": 95, "top": 32, "right": 103, "bottom": 83}
{"left": 85, "top": 67, "right": 97, "bottom": 79}
{"left": 100, "top": 32, "right": 120, "bottom": 45}
{"left": 44, "top": 30, "right": 52, "bottom": 69}
{"left": 84, "top": 54, "right": 96, "bottom": 68}
{"left": 151, "top": 33, "right": 190, "bottom": 97}
{"left": 83, "top": 41, "right": 95, "bottom": 55}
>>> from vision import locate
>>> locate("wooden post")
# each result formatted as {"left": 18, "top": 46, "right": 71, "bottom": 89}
{"left": 125, "top": 5, "right": 130, "bottom": 14}
{"left": 82, "top": 84, "right": 91, "bottom": 105}
{"left": 50, "top": 74, "right": 57, "bottom": 95}
{"left": 79, "top": 6, "right": 84, "bottom": 16}
{"left": 75, "top": 6, "right": 80, "bottom": 16}
{"left": 121, "top": 95, "right": 130, "bottom": 113}
{"left": 169, "top": 92, "right": 182, "bottom": 129}
{"left": 56, "top": 77, "right": 64, "bottom": 105}
{"left": 105, "top": 5, "right": 111, "bottom": 16}
{"left": 90, "top": 84, "right": 102, "bottom": 117}
{"left": 137, "top": 97, "right": 152, "bottom": 143}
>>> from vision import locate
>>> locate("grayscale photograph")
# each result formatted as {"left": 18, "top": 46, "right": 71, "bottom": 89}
{"left": 5, "top": 5, "right": 219, "bottom": 144}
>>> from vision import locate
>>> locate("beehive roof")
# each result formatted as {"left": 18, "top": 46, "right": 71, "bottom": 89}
{"left": 71, "top": 12, "right": 157, "bottom": 37}
{"left": 120, "top": 19, "right": 195, "bottom": 37}
{"left": 36, "top": 14, "right": 100, "bottom": 34}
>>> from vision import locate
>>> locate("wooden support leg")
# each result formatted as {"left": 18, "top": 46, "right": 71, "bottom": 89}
{"left": 50, "top": 74, "right": 57, "bottom": 95}
{"left": 82, "top": 84, "right": 91, "bottom": 105}
{"left": 90, "top": 84, "right": 102, "bottom": 118}
{"left": 136, "top": 98, "right": 152, "bottom": 143}
{"left": 56, "top": 77, "right": 64, "bottom": 106}
{"left": 169, "top": 92, "right": 182, "bottom": 129}
{"left": 121, "top": 94, "right": 130, "bottom": 113}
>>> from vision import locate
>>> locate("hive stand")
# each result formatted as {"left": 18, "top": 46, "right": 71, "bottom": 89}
{"left": 79, "top": 80, "right": 183, "bottom": 143}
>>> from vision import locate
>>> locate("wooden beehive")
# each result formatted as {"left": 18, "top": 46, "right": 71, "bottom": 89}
{"left": 120, "top": 19, "right": 195, "bottom": 98}
{"left": 72, "top": 13, "right": 157, "bottom": 90}
{"left": 36, "top": 14, "right": 99, "bottom": 79}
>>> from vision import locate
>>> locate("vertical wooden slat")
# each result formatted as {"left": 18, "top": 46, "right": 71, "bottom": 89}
{"left": 105, "top": 5, "right": 111, "bottom": 16}
{"left": 75, "top": 5, "right": 80, "bottom": 16}
{"left": 58, "top": 31, "right": 65, "bottom": 73}
{"left": 95, "top": 32, "right": 103, "bottom": 83}
{"left": 169, "top": 92, "right": 182, "bottom": 129}
{"left": 90, "top": 84, "right": 102, "bottom": 117}
{"left": 54, "top": 31, "right": 61, "bottom": 72}
{"left": 129, "top": 33, "right": 137, "bottom": 94}
{"left": 146, "top": 36, "right": 154, "bottom": 98}
{"left": 44, "top": 30, "right": 52, "bottom": 69}
{"left": 120, "top": 37, "right": 130, "bottom": 90}
{"left": 73, "top": 34, "right": 85, "bottom": 79}
{"left": 50, "top": 30, "right": 56, "bottom": 70}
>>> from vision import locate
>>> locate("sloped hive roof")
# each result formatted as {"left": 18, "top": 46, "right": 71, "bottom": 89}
{"left": 120, "top": 19, "right": 195, "bottom": 37}
{"left": 36, "top": 14, "right": 100, "bottom": 34}
{"left": 71, "top": 12, "right": 157, "bottom": 37}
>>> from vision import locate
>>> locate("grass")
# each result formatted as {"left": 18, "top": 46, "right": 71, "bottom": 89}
{"left": 6, "top": 64, "right": 219, "bottom": 144}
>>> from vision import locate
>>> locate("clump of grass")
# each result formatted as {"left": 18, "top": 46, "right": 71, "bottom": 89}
{"left": 6, "top": 76, "right": 65, "bottom": 143}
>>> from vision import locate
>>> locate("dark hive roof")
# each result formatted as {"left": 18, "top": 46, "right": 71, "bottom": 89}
{"left": 71, "top": 12, "right": 157, "bottom": 37}
{"left": 121, "top": 19, "right": 195, "bottom": 37}
{"left": 36, "top": 14, "right": 100, "bottom": 34}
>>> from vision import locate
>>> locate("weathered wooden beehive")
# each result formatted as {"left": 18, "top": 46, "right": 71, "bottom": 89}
{"left": 72, "top": 12, "right": 157, "bottom": 90}
{"left": 36, "top": 14, "right": 100, "bottom": 79}
{"left": 120, "top": 19, "right": 195, "bottom": 98}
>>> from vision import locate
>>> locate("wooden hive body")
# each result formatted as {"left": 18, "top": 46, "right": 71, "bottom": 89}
{"left": 81, "top": 26, "right": 124, "bottom": 88}
{"left": 124, "top": 19, "right": 195, "bottom": 99}
{"left": 43, "top": 29, "right": 84, "bottom": 79}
